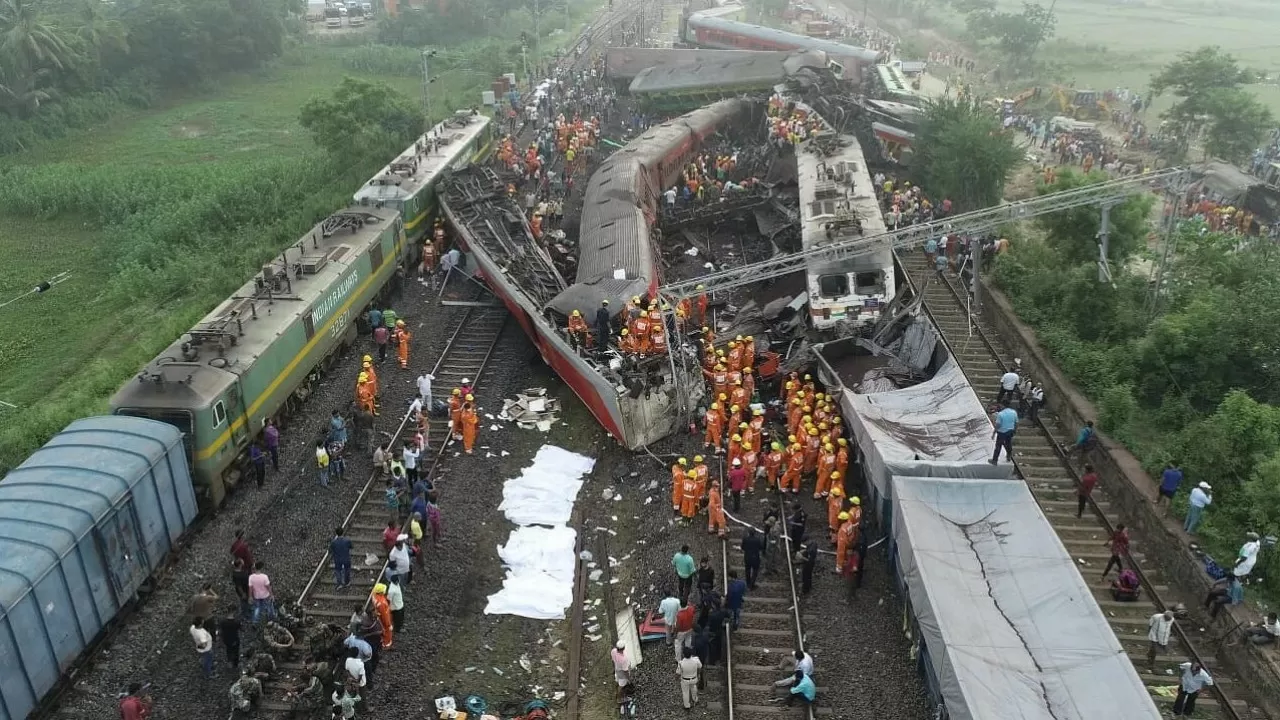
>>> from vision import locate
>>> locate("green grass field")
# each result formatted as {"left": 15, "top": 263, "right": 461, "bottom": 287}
{"left": 0, "top": 41, "right": 519, "bottom": 470}
{"left": 994, "top": 0, "right": 1280, "bottom": 117}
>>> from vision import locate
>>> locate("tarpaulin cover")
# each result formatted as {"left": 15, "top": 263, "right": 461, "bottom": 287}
{"left": 842, "top": 356, "right": 1010, "bottom": 499}
{"left": 891, "top": 476, "right": 1160, "bottom": 720}
{"left": 484, "top": 445, "right": 595, "bottom": 619}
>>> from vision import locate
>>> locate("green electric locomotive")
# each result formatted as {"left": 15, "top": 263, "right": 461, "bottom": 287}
{"left": 111, "top": 209, "right": 405, "bottom": 507}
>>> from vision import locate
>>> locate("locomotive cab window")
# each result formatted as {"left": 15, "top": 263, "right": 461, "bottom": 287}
{"left": 817, "top": 274, "right": 849, "bottom": 298}
{"left": 213, "top": 400, "right": 227, "bottom": 428}
{"left": 855, "top": 271, "right": 885, "bottom": 295}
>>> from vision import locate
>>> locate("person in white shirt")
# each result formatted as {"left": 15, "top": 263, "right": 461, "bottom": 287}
{"left": 343, "top": 647, "right": 367, "bottom": 688}
{"left": 1146, "top": 610, "right": 1174, "bottom": 672}
{"left": 658, "top": 590, "right": 681, "bottom": 645}
{"left": 416, "top": 372, "right": 436, "bottom": 408}
{"left": 1234, "top": 532, "right": 1261, "bottom": 577}
{"left": 191, "top": 620, "right": 214, "bottom": 677}
{"left": 998, "top": 369, "right": 1020, "bottom": 405}
{"left": 388, "top": 535, "right": 412, "bottom": 586}
{"left": 386, "top": 575, "right": 406, "bottom": 634}
{"left": 1173, "top": 661, "right": 1212, "bottom": 718}
{"left": 402, "top": 444, "right": 420, "bottom": 483}
{"left": 1242, "top": 612, "right": 1278, "bottom": 646}
{"left": 1184, "top": 482, "right": 1213, "bottom": 534}
{"left": 676, "top": 648, "right": 702, "bottom": 709}
{"left": 407, "top": 394, "right": 423, "bottom": 419}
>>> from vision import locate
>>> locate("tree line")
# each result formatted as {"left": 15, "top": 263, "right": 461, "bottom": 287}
{"left": 0, "top": 0, "right": 293, "bottom": 149}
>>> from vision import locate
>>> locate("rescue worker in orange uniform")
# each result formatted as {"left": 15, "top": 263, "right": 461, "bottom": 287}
{"left": 695, "top": 284, "right": 708, "bottom": 326}
{"left": 618, "top": 328, "right": 638, "bottom": 354}
{"left": 691, "top": 456, "right": 709, "bottom": 502}
{"left": 740, "top": 441, "right": 759, "bottom": 492}
{"left": 727, "top": 404, "right": 743, "bottom": 434}
{"left": 362, "top": 359, "right": 380, "bottom": 398}
{"left": 815, "top": 444, "right": 837, "bottom": 499}
{"left": 650, "top": 329, "right": 668, "bottom": 355}
{"left": 787, "top": 398, "right": 805, "bottom": 437}
{"left": 709, "top": 364, "right": 729, "bottom": 401}
{"left": 802, "top": 374, "right": 816, "bottom": 399}
{"left": 630, "top": 312, "right": 651, "bottom": 354}
{"left": 704, "top": 403, "right": 724, "bottom": 452}
{"left": 433, "top": 220, "right": 447, "bottom": 258}
{"left": 676, "top": 297, "right": 692, "bottom": 332}
{"left": 725, "top": 341, "right": 743, "bottom": 372}
{"left": 829, "top": 417, "right": 844, "bottom": 444}
{"left": 743, "top": 335, "right": 756, "bottom": 364}
{"left": 742, "top": 366, "right": 755, "bottom": 400}
{"left": 679, "top": 469, "right": 700, "bottom": 521}
{"left": 460, "top": 396, "right": 479, "bottom": 454}
{"left": 448, "top": 389, "right": 464, "bottom": 441}
{"left": 422, "top": 239, "right": 437, "bottom": 277}
{"left": 764, "top": 442, "right": 784, "bottom": 491}
{"left": 356, "top": 372, "right": 377, "bottom": 416}
{"left": 804, "top": 427, "right": 821, "bottom": 474}
{"left": 394, "top": 320, "right": 411, "bottom": 369}
{"left": 707, "top": 482, "right": 726, "bottom": 537}
{"left": 835, "top": 438, "right": 850, "bottom": 478}
{"left": 747, "top": 408, "right": 765, "bottom": 450}
{"left": 701, "top": 326, "right": 714, "bottom": 347}
{"left": 827, "top": 484, "right": 846, "bottom": 544}
{"left": 727, "top": 433, "right": 743, "bottom": 468}
{"left": 567, "top": 309, "right": 591, "bottom": 349}
{"left": 779, "top": 444, "right": 803, "bottom": 494}
{"left": 729, "top": 381, "right": 749, "bottom": 411}
{"left": 835, "top": 512, "right": 856, "bottom": 574}
{"left": 672, "top": 457, "right": 688, "bottom": 511}
{"left": 372, "top": 583, "right": 394, "bottom": 649}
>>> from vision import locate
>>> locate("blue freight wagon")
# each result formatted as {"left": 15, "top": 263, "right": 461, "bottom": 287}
{"left": 0, "top": 416, "right": 197, "bottom": 720}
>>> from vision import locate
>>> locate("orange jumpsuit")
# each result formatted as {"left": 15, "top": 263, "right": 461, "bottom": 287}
{"left": 726, "top": 345, "right": 743, "bottom": 372}
{"left": 461, "top": 405, "right": 478, "bottom": 453}
{"left": 364, "top": 364, "right": 380, "bottom": 397}
{"left": 726, "top": 369, "right": 743, "bottom": 388}
{"left": 763, "top": 449, "right": 783, "bottom": 489}
{"left": 707, "top": 485, "right": 726, "bottom": 536}
{"left": 422, "top": 242, "right": 437, "bottom": 274}
{"left": 836, "top": 446, "right": 849, "bottom": 479}
{"left": 650, "top": 331, "right": 667, "bottom": 355}
{"left": 728, "top": 408, "right": 743, "bottom": 434}
{"left": 827, "top": 495, "right": 845, "bottom": 542}
{"left": 803, "top": 435, "right": 821, "bottom": 473}
{"left": 631, "top": 317, "right": 651, "bottom": 354}
{"left": 394, "top": 328, "right": 411, "bottom": 368}
{"left": 356, "top": 381, "right": 377, "bottom": 416}
{"left": 567, "top": 314, "right": 590, "bottom": 346}
{"left": 816, "top": 450, "right": 837, "bottom": 497}
{"left": 779, "top": 456, "right": 801, "bottom": 493}
{"left": 787, "top": 403, "right": 804, "bottom": 437}
{"left": 448, "top": 397, "right": 463, "bottom": 439}
{"left": 836, "top": 519, "right": 857, "bottom": 573}
{"left": 704, "top": 409, "right": 724, "bottom": 450}
{"left": 746, "top": 421, "right": 763, "bottom": 454}
{"left": 679, "top": 474, "right": 699, "bottom": 519}
{"left": 372, "top": 593, "right": 394, "bottom": 648}
{"left": 727, "top": 436, "right": 743, "bottom": 467}
{"left": 433, "top": 225, "right": 447, "bottom": 258}
{"left": 741, "top": 449, "right": 759, "bottom": 491}
{"left": 676, "top": 298, "right": 692, "bottom": 330}
{"left": 696, "top": 293, "right": 708, "bottom": 326}
{"left": 692, "top": 464, "right": 709, "bottom": 501}
{"left": 742, "top": 372, "right": 755, "bottom": 399}
{"left": 729, "top": 385, "right": 749, "bottom": 411}
{"left": 672, "top": 464, "right": 686, "bottom": 510}
{"left": 711, "top": 369, "right": 729, "bottom": 401}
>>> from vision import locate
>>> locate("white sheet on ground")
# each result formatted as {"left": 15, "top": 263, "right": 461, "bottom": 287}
{"left": 484, "top": 525, "right": 578, "bottom": 619}
{"left": 484, "top": 444, "right": 595, "bottom": 619}
{"left": 498, "top": 445, "right": 594, "bottom": 525}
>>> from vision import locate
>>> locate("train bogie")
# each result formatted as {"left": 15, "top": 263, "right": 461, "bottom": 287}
{"left": 0, "top": 416, "right": 196, "bottom": 720}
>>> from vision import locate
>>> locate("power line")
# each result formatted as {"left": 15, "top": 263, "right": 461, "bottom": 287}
{"left": 0, "top": 272, "right": 72, "bottom": 310}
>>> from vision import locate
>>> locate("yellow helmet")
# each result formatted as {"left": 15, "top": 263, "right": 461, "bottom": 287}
{"left": 742, "top": 442, "right": 752, "bottom": 450}
{"left": 796, "top": 392, "right": 805, "bottom": 399}
{"left": 735, "top": 335, "right": 743, "bottom": 341}
{"left": 808, "top": 428, "right": 818, "bottom": 436}
{"left": 731, "top": 433, "right": 742, "bottom": 442}
{"left": 803, "top": 405, "right": 812, "bottom": 413}
{"left": 738, "top": 422, "right": 749, "bottom": 429}
{"left": 815, "top": 393, "right": 824, "bottom": 401}
{"left": 396, "top": 319, "right": 405, "bottom": 327}
{"left": 743, "top": 366, "right": 752, "bottom": 374}
{"left": 838, "top": 438, "right": 848, "bottom": 447}
{"left": 701, "top": 326, "right": 710, "bottom": 333}
{"left": 830, "top": 471, "right": 840, "bottom": 479}
{"left": 802, "top": 415, "right": 812, "bottom": 424}
{"left": 717, "top": 349, "right": 725, "bottom": 356}
{"left": 465, "top": 394, "right": 474, "bottom": 401}
{"left": 730, "top": 404, "right": 740, "bottom": 412}
{"left": 804, "top": 374, "right": 812, "bottom": 380}
{"left": 746, "top": 335, "right": 753, "bottom": 341}
{"left": 696, "top": 284, "right": 705, "bottom": 291}
{"left": 452, "top": 388, "right": 461, "bottom": 396}
{"left": 678, "top": 457, "right": 688, "bottom": 466}
{"left": 572, "top": 309, "right": 581, "bottom": 317}
{"left": 694, "top": 455, "right": 704, "bottom": 463}
{"left": 728, "top": 341, "right": 737, "bottom": 348}
{"left": 621, "top": 328, "right": 629, "bottom": 336}
{"left": 785, "top": 380, "right": 794, "bottom": 390}
{"left": 819, "top": 422, "right": 829, "bottom": 431}
{"left": 851, "top": 496, "right": 861, "bottom": 506}
{"left": 833, "top": 416, "right": 842, "bottom": 424}
{"left": 753, "top": 408, "right": 763, "bottom": 416}
{"left": 631, "top": 295, "right": 640, "bottom": 304}
{"left": 362, "top": 361, "right": 372, "bottom": 369}
{"left": 824, "top": 443, "right": 833, "bottom": 451}
{"left": 362, "top": 354, "right": 372, "bottom": 363}
{"left": 791, "top": 398, "right": 801, "bottom": 406}
{"left": 358, "top": 372, "right": 369, "bottom": 382}
{"left": 838, "top": 511, "right": 850, "bottom": 520}
{"left": 710, "top": 402, "right": 720, "bottom": 410}
{"left": 831, "top": 484, "right": 844, "bottom": 496}
{"left": 718, "top": 393, "right": 728, "bottom": 401}
{"left": 734, "top": 379, "right": 743, "bottom": 386}
{"left": 788, "top": 435, "right": 797, "bottom": 443}
{"left": 771, "top": 442, "right": 782, "bottom": 451}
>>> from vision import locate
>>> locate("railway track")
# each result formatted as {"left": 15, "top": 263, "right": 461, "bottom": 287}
{"left": 254, "top": 306, "right": 507, "bottom": 717}
{"left": 706, "top": 461, "right": 826, "bottom": 720}
{"left": 900, "top": 251, "right": 1263, "bottom": 720}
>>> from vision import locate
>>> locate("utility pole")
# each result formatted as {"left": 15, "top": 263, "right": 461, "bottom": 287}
{"left": 970, "top": 238, "right": 983, "bottom": 311}
{"left": 532, "top": 0, "right": 541, "bottom": 87}
{"left": 421, "top": 49, "right": 436, "bottom": 131}
{"left": 1097, "top": 202, "right": 1114, "bottom": 283}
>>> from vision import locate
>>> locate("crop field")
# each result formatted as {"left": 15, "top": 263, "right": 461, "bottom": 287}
{"left": 0, "top": 44, "right": 490, "bottom": 471}
{"left": 994, "top": 0, "right": 1280, "bottom": 116}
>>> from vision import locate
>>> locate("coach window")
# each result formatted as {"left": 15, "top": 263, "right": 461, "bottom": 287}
{"left": 854, "top": 271, "right": 885, "bottom": 295}
{"left": 213, "top": 400, "right": 227, "bottom": 428}
{"left": 818, "top": 274, "right": 849, "bottom": 298}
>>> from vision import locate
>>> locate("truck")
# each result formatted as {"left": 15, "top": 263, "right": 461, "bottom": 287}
{"left": 324, "top": 4, "right": 343, "bottom": 27}
{"left": 347, "top": 5, "right": 365, "bottom": 26}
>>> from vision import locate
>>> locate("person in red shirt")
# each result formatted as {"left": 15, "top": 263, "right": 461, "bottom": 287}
{"left": 1102, "top": 524, "right": 1129, "bottom": 580}
{"left": 118, "top": 683, "right": 151, "bottom": 720}
{"left": 1077, "top": 464, "right": 1098, "bottom": 519}
{"left": 674, "top": 599, "right": 696, "bottom": 654}
{"left": 728, "top": 460, "right": 748, "bottom": 513}
{"left": 230, "top": 529, "right": 253, "bottom": 573}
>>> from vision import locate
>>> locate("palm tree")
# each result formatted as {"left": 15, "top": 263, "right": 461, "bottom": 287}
{"left": 0, "top": 0, "right": 78, "bottom": 113}
{"left": 75, "top": 0, "right": 129, "bottom": 62}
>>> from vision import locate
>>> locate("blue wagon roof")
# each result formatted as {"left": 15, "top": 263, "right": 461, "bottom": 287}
{"left": 0, "top": 416, "right": 183, "bottom": 612}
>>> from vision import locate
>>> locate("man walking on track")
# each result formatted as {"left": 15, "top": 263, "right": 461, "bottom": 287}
{"left": 989, "top": 401, "right": 1018, "bottom": 465}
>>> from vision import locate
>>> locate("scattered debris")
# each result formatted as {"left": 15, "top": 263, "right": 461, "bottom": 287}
{"left": 501, "top": 388, "right": 562, "bottom": 429}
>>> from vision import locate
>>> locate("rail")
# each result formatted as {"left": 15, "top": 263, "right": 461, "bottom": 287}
{"left": 773, "top": 486, "right": 815, "bottom": 720}
{"left": 253, "top": 306, "right": 507, "bottom": 719}
{"left": 717, "top": 456, "right": 736, "bottom": 720}
{"left": 914, "top": 255, "right": 1243, "bottom": 720}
